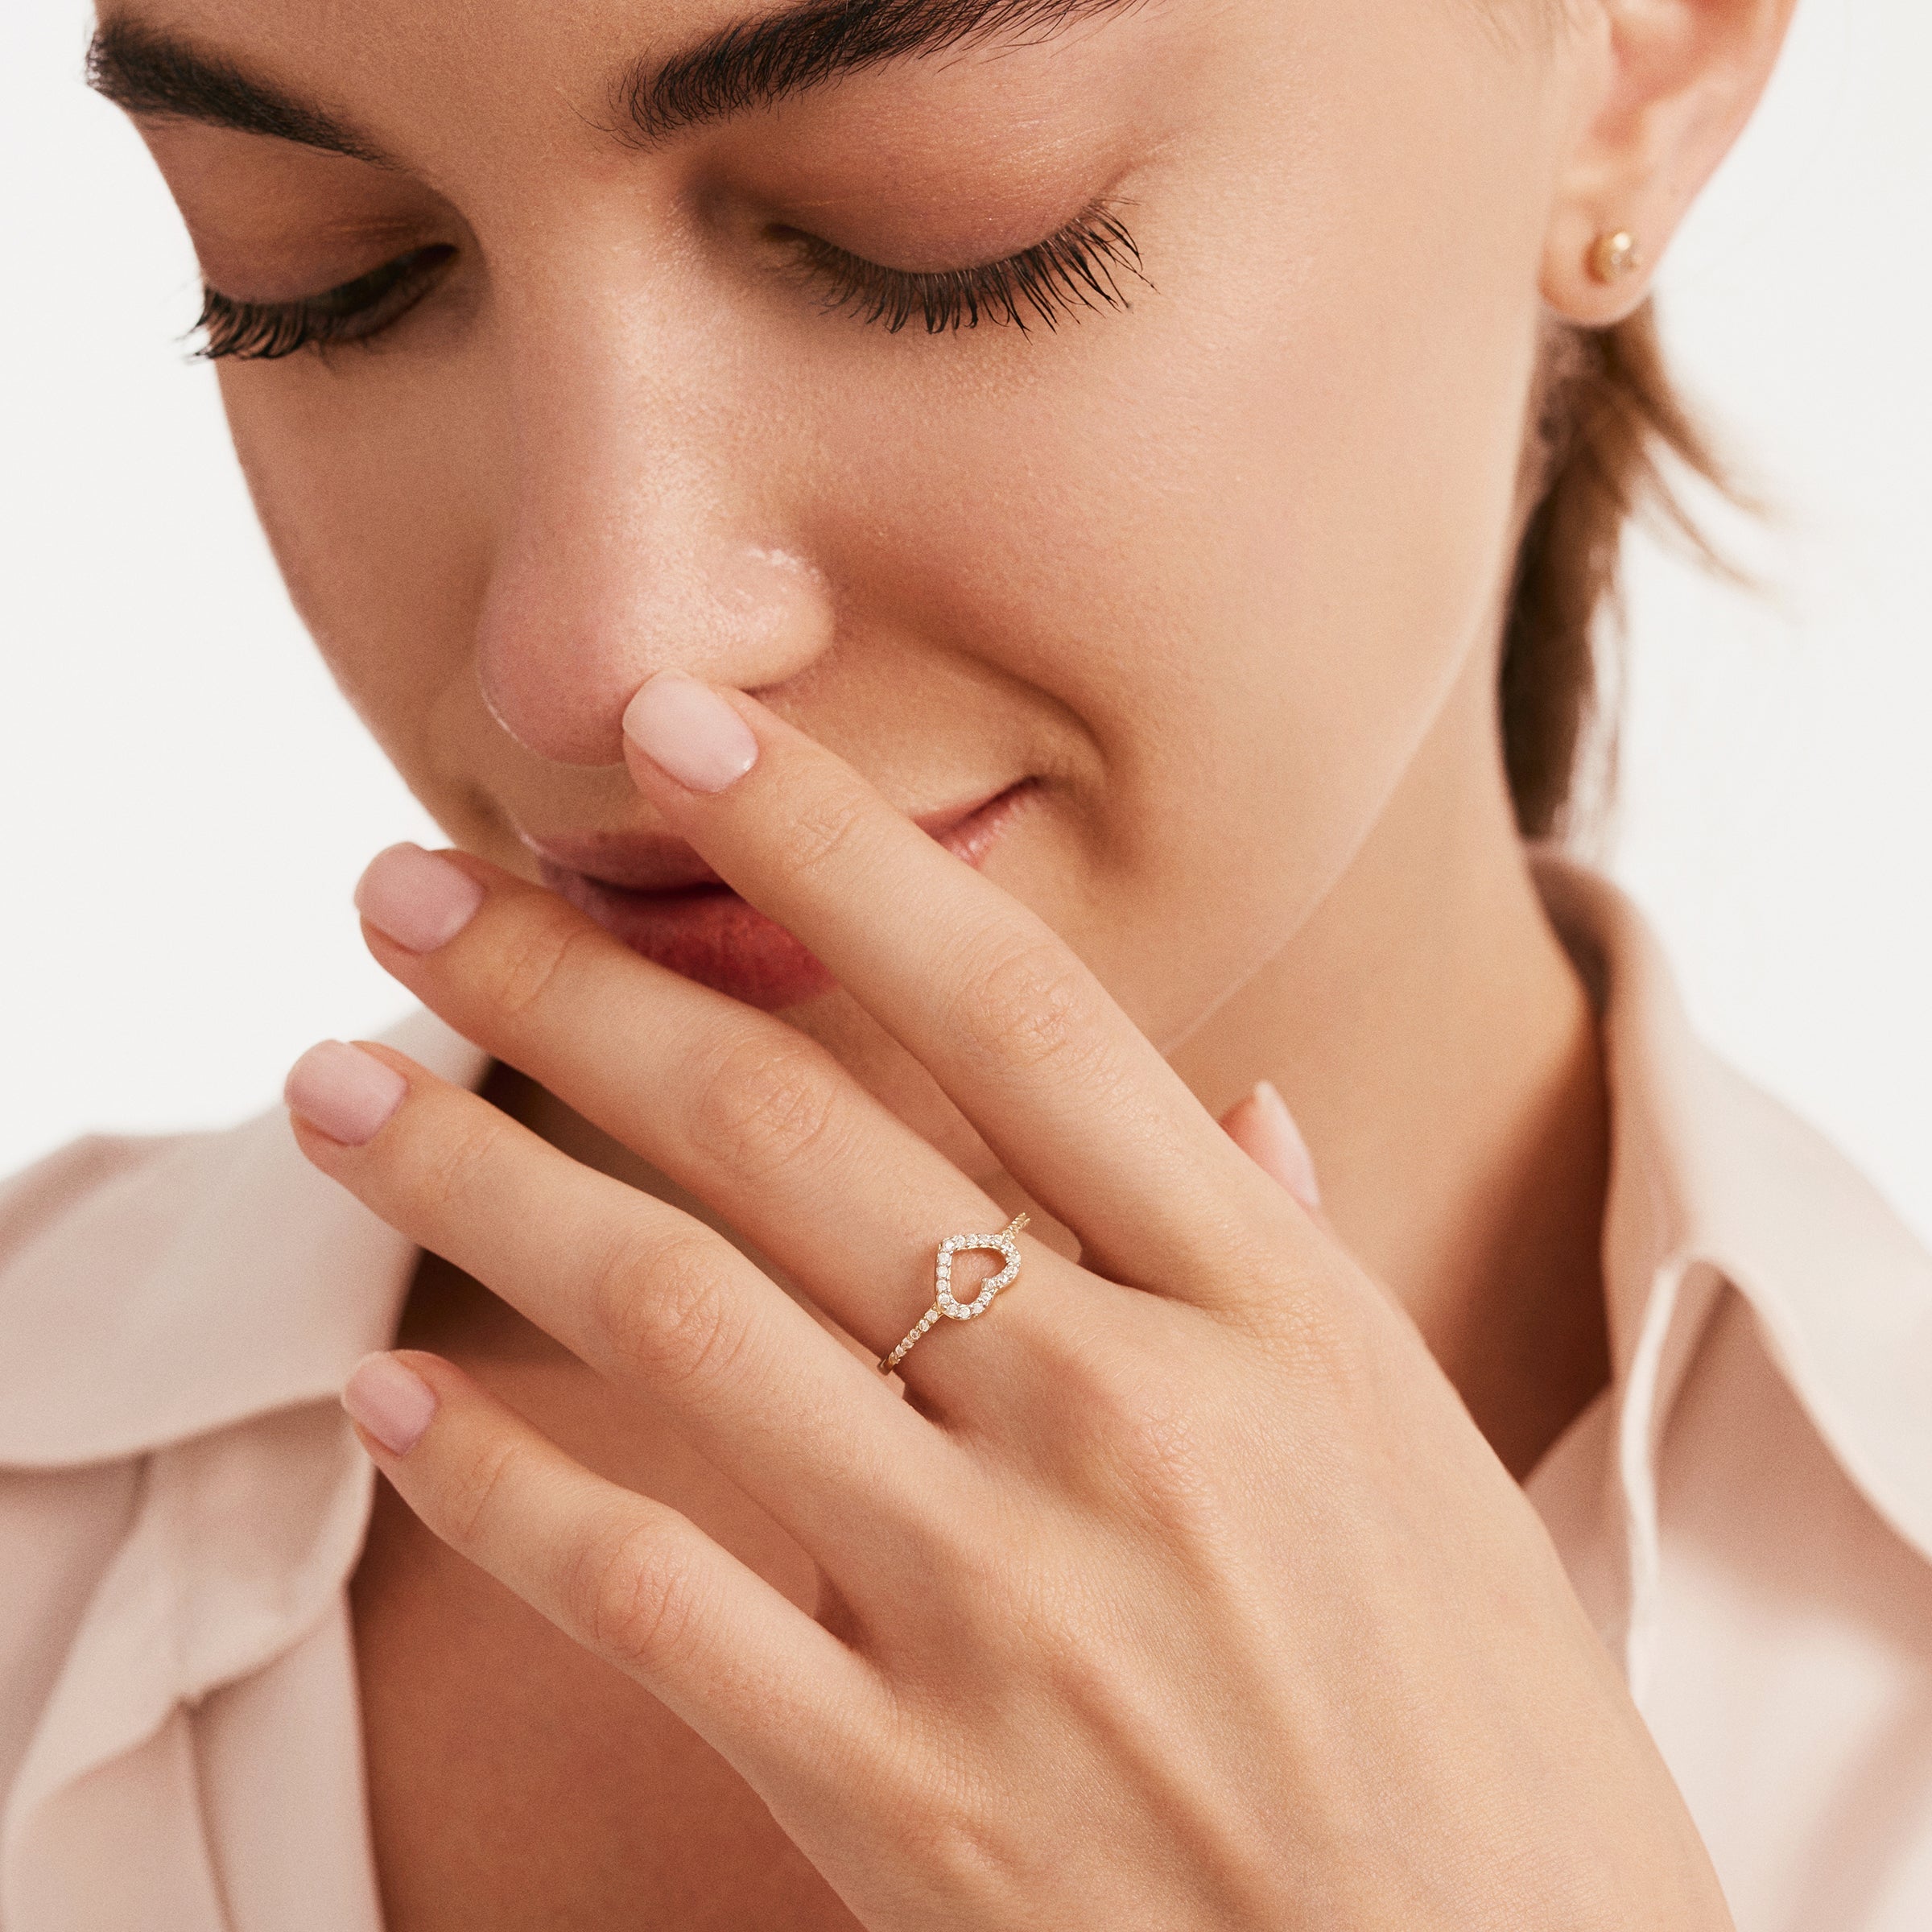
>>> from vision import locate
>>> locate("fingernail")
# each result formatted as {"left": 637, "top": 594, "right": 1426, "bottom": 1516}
{"left": 285, "top": 1040, "right": 407, "bottom": 1146}
{"left": 354, "top": 844, "right": 485, "bottom": 952}
{"left": 621, "top": 671, "right": 759, "bottom": 794}
{"left": 1250, "top": 1080, "right": 1322, "bottom": 1212}
{"left": 342, "top": 1352, "right": 437, "bottom": 1455}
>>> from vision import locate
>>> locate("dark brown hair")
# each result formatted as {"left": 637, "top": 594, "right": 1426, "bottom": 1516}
{"left": 1501, "top": 300, "right": 1736, "bottom": 838}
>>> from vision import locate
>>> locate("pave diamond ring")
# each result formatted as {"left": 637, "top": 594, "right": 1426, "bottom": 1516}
{"left": 878, "top": 1213, "right": 1032, "bottom": 1374}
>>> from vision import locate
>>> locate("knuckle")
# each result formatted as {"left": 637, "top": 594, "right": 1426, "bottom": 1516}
{"left": 587, "top": 1223, "right": 745, "bottom": 1396}
{"left": 911, "top": 1768, "right": 1020, "bottom": 1904}
{"left": 1190, "top": 1203, "right": 1379, "bottom": 1387}
{"left": 568, "top": 1512, "right": 705, "bottom": 1676}
{"left": 1054, "top": 1331, "right": 1228, "bottom": 1534}
{"left": 1099, "top": 1366, "right": 1210, "bottom": 1492}
{"left": 683, "top": 1027, "right": 850, "bottom": 1186}
{"left": 440, "top": 1429, "right": 525, "bottom": 1550}
{"left": 1248, "top": 1256, "right": 1378, "bottom": 1389}
{"left": 953, "top": 930, "right": 1104, "bottom": 1078}
{"left": 770, "top": 780, "right": 878, "bottom": 886}
{"left": 1000, "top": 1567, "right": 1118, "bottom": 1711}
{"left": 398, "top": 1102, "right": 514, "bottom": 1220}
{"left": 469, "top": 900, "right": 599, "bottom": 1026}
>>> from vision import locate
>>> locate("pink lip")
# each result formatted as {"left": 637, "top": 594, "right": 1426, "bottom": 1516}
{"left": 523, "top": 781, "right": 1034, "bottom": 1011}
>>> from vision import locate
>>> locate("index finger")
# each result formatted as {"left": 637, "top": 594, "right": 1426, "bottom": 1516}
{"left": 620, "top": 673, "right": 1289, "bottom": 1294}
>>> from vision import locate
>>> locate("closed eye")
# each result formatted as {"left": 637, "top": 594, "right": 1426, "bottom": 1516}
{"left": 194, "top": 243, "right": 457, "bottom": 361}
{"left": 191, "top": 204, "right": 1146, "bottom": 362}
{"left": 783, "top": 204, "right": 1146, "bottom": 334}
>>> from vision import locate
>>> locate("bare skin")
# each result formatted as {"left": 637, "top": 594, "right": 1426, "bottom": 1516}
{"left": 100, "top": 0, "right": 1797, "bottom": 1921}
{"left": 354, "top": 1233, "right": 853, "bottom": 1928}
{"left": 349, "top": 671, "right": 1613, "bottom": 1925}
{"left": 308, "top": 706, "right": 1711, "bottom": 1928}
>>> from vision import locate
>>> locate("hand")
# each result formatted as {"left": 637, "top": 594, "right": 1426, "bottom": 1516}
{"left": 287, "top": 672, "right": 1731, "bottom": 1930}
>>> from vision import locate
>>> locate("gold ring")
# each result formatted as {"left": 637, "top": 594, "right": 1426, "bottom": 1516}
{"left": 878, "top": 1213, "right": 1031, "bottom": 1374}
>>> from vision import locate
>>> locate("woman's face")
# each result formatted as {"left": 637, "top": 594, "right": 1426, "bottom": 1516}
{"left": 120, "top": 0, "right": 1582, "bottom": 1150}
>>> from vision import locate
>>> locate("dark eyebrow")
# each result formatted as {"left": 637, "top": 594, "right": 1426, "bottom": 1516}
{"left": 624, "top": 0, "right": 1148, "bottom": 143}
{"left": 85, "top": 18, "right": 392, "bottom": 165}
{"left": 85, "top": 0, "right": 1146, "bottom": 165}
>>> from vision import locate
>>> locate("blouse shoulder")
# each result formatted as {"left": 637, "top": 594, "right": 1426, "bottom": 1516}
{"left": 0, "top": 1129, "right": 200, "bottom": 1288}
{"left": 0, "top": 1009, "right": 485, "bottom": 1476}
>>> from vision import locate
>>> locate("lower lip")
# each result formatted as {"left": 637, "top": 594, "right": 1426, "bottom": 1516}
{"left": 537, "top": 783, "right": 1032, "bottom": 1011}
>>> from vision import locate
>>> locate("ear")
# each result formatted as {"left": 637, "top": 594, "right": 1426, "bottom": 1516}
{"left": 1542, "top": 0, "right": 1800, "bottom": 325}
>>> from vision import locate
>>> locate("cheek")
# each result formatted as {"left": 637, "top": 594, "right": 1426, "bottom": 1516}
{"left": 219, "top": 354, "right": 498, "bottom": 794}
{"left": 839, "top": 10, "right": 1554, "bottom": 1038}
{"left": 794, "top": 275, "right": 1542, "bottom": 1048}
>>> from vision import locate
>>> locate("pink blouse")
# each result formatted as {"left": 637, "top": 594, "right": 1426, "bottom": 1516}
{"left": 2, "top": 855, "right": 1930, "bottom": 1930}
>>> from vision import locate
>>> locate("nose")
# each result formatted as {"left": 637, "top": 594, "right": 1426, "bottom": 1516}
{"left": 473, "top": 303, "right": 836, "bottom": 767}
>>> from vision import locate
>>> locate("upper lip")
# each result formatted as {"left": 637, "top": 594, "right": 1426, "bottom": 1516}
{"left": 518, "top": 782, "right": 1022, "bottom": 894}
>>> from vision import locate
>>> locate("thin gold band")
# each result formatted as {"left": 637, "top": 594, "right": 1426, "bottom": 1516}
{"left": 878, "top": 1213, "right": 1031, "bottom": 1374}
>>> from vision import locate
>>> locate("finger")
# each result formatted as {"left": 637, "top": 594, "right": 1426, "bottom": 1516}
{"left": 342, "top": 1348, "right": 886, "bottom": 1787}
{"left": 285, "top": 1038, "right": 943, "bottom": 1559}
{"left": 1218, "top": 1081, "right": 1321, "bottom": 1213}
{"left": 619, "top": 673, "right": 1290, "bottom": 1294}
{"left": 348, "top": 841, "right": 1056, "bottom": 1388}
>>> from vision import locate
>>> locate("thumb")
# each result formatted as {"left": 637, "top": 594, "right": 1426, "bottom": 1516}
{"left": 1220, "top": 1080, "right": 1322, "bottom": 1214}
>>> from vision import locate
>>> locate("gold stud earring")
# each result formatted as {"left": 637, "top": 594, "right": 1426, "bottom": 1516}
{"left": 1589, "top": 229, "right": 1644, "bottom": 284}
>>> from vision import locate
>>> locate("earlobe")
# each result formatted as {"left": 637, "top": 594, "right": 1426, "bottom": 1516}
{"left": 1538, "top": 209, "right": 1645, "bottom": 326}
{"left": 1542, "top": 210, "right": 1654, "bottom": 328}
{"left": 1538, "top": 0, "right": 1799, "bottom": 326}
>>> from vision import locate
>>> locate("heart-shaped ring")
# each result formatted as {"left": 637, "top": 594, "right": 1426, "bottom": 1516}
{"left": 878, "top": 1212, "right": 1031, "bottom": 1373}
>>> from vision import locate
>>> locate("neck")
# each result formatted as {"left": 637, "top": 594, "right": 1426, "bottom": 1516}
{"left": 1170, "top": 653, "right": 1612, "bottom": 1480}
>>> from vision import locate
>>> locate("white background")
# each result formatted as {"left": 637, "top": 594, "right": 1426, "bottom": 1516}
{"left": 4, "top": 1, "right": 1929, "bottom": 1243}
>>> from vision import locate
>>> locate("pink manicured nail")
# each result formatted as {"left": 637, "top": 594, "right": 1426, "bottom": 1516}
{"left": 285, "top": 1040, "right": 407, "bottom": 1146}
{"left": 1249, "top": 1080, "right": 1322, "bottom": 1211}
{"left": 342, "top": 1352, "right": 438, "bottom": 1455}
{"left": 621, "top": 671, "right": 760, "bottom": 793}
{"left": 354, "top": 843, "right": 485, "bottom": 952}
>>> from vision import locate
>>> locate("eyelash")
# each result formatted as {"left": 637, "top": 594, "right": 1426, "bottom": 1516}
{"left": 193, "top": 208, "right": 1145, "bottom": 362}
{"left": 195, "top": 244, "right": 457, "bottom": 361}
{"left": 791, "top": 206, "right": 1147, "bottom": 335}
